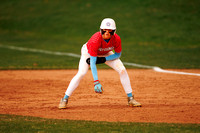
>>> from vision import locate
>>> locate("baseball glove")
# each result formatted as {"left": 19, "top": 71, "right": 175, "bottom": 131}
{"left": 86, "top": 57, "right": 106, "bottom": 65}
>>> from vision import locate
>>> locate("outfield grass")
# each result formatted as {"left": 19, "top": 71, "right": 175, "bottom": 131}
{"left": 0, "top": 114, "right": 199, "bottom": 133}
{"left": 0, "top": 0, "right": 200, "bottom": 69}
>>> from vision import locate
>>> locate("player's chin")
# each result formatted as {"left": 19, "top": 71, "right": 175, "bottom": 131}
{"left": 103, "top": 35, "right": 111, "bottom": 40}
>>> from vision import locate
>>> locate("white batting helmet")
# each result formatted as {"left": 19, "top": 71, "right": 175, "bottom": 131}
{"left": 100, "top": 18, "right": 116, "bottom": 30}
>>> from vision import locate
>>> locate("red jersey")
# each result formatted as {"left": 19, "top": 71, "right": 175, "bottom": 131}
{"left": 86, "top": 32, "right": 122, "bottom": 56}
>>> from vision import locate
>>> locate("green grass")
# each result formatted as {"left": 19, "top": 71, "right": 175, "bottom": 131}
{"left": 0, "top": 48, "right": 79, "bottom": 69}
{"left": 0, "top": 0, "right": 200, "bottom": 69}
{"left": 0, "top": 114, "right": 199, "bottom": 133}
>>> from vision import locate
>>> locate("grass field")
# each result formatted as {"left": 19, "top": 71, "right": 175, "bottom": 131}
{"left": 0, "top": 0, "right": 200, "bottom": 132}
{"left": 0, "top": 0, "right": 200, "bottom": 69}
{"left": 1, "top": 114, "right": 199, "bottom": 133}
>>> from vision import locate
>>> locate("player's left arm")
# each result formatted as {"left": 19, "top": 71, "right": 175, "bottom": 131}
{"left": 105, "top": 52, "right": 121, "bottom": 61}
{"left": 105, "top": 34, "right": 122, "bottom": 61}
{"left": 86, "top": 52, "right": 121, "bottom": 65}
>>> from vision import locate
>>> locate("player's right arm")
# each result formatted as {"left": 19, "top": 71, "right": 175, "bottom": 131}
{"left": 90, "top": 56, "right": 104, "bottom": 93}
{"left": 90, "top": 56, "right": 98, "bottom": 81}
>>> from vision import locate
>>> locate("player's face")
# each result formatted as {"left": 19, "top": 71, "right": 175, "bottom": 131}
{"left": 102, "top": 29, "right": 112, "bottom": 40}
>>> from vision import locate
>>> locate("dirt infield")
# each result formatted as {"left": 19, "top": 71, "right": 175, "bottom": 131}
{"left": 0, "top": 69, "right": 200, "bottom": 123}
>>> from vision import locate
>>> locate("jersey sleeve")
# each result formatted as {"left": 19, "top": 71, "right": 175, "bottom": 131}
{"left": 114, "top": 34, "right": 122, "bottom": 53}
{"left": 87, "top": 32, "right": 101, "bottom": 56}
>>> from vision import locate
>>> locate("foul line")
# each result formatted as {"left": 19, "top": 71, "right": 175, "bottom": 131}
{"left": 0, "top": 44, "right": 80, "bottom": 58}
{"left": 0, "top": 44, "right": 200, "bottom": 77}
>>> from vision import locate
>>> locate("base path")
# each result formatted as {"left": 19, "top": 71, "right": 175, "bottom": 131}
{"left": 0, "top": 69, "right": 200, "bottom": 123}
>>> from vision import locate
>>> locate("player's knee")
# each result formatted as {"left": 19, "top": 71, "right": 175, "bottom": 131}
{"left": 114, "top": 64, "right": 126, "bottom": 75}
{"left": 78, "top": 70, "right": 87, "bottom": 78}
{"left": 115, "top": 62, "right": 126, "bottom": 74}
{"left": 115, "top": 63, "right": 126, "bottom": 75}
{"left": 119, "top": 67, "right": 126, "bottom": 75}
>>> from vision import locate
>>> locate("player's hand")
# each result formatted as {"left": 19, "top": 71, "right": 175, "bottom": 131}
{"left": 94, "top": 80, "right": 103, "bottom": 93}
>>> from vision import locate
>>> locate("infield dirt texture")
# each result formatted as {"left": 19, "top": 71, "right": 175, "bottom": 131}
{"left": 0, "top": 69, "right": 199, "bottom": 123}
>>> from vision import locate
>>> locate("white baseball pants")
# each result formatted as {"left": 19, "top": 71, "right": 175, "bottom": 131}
{"left": 65, "top": 44, "right": 133, "bottom": 96}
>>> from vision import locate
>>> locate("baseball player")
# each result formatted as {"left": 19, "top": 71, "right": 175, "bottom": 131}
{"left": 59, "top": 18, "right": 141, "bottom": 109}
